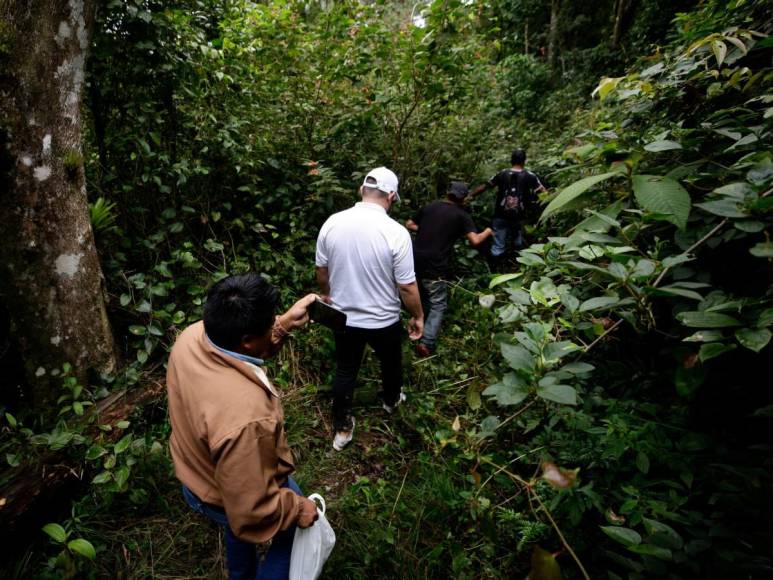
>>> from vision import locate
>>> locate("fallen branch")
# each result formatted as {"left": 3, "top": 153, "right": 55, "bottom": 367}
{"left": 0, "top": 379, "right": 165, "bottom": 537}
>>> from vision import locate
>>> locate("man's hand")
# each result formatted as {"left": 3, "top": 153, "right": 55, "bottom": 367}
{"left": 407, "top": 316, "right": 423, "bottom": 341}
{"left": 297, "top": 497, "right": 319, "bottom": 528}
{"left": 278, "top": 293, "right": 318, "bottom": 332}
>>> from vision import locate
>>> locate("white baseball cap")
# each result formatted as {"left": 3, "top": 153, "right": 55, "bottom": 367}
{"left": 362, "top": 167, "right": 400, "bottom": 202}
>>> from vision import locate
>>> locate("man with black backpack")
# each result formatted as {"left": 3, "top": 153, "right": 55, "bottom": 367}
{"left": 471, "top": 148, "right": 546, "bottom": 267}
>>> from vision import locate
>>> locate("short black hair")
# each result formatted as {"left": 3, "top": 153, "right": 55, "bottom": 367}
{"left": 511, "top": 148, "right": 526, "bottom": 166}
{"left": 203, "top": 273, "right": 279, "bottom": 350}
{"left": 362, "top": 175, "right": 386, "bottom": 198}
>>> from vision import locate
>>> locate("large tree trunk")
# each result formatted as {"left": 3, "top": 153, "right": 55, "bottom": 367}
{"left": 0, "top": 0, "right": 116, "bottom": 407}
{"left": 547, "top": 0, "right": 560, "bottom": 72}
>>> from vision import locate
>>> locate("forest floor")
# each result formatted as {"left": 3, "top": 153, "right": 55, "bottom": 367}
{"left": 80, "top": 275, "right": 496, "bottom": 579}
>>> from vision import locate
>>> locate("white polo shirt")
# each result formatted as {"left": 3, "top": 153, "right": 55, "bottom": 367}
{"left": 315, "top": 201, "right": 415, "bottom": 329}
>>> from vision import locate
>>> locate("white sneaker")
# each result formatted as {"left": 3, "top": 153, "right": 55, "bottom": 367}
{"left": 333, "top": 417, "right": 355, "bottom": 451}
{"left": 382, "top": 391, "right": 406, "bottom": 414}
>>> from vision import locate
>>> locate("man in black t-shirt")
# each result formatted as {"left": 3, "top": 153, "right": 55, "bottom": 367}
{"left": 406, "top": 182, "right": 492, "bottom": 357}
{"left": 472, "top": 148, "right": 546, "bottom": 264}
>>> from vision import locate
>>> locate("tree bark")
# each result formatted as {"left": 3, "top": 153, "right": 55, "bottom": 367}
{"left": 0, "top": 0, "right": 116, "bottom": 407}
{"left": 612, "top": 0, "right": 633, "bottom": 48}
{"left": 547, "top": 0, "right": 560, "bottom": 71}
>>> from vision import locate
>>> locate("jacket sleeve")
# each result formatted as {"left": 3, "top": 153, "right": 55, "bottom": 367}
{"left": 212, "top": 420, "right": 303, "bottom": 543}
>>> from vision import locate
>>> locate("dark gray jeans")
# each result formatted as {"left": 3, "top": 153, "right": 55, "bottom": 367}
{"left": 419, "top": 278, "right": 449, "bottom": 351}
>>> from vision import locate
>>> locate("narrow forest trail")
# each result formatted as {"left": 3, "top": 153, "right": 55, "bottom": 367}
{"left": 80, "top": 274, "right": 497, "bottom": 579}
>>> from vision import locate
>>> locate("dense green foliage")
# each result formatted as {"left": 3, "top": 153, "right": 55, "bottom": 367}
{"left": 1, "top": 0, "right": 771, "bottom": 578}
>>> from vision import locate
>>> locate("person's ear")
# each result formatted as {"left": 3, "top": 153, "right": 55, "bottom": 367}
{"left": 388, "top": 191, "right": 396, "bottom": 204}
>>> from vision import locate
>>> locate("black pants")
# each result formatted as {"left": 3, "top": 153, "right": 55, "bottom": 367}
{"left": 332, "top": 321, "right": 403, "bottom": 431}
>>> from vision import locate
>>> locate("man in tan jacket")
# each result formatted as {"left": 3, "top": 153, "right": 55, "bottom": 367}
{"left": 167, "top": 273, "right": 319, "bottom": 579}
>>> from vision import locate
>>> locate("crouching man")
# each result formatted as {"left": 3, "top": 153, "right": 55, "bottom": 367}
{"left": 167, "top": 273, "right": 319, "bottom": 579}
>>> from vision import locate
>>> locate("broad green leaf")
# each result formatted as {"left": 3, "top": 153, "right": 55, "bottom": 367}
{"left": 92, "top": 471, "right": 113, "bottom": 484}
{"left": 500, "top": 343, "right": 535, "bottom": 372}
{"left": 662, "top": 253, "right": 693, "bottom": 268}
{"left": 530, "top": 277, "right": 560, "bottom": 307}
{"left": 631, "top": 259, "right": 656, "bottom": 279}
{"left": 489, "top": 273, "right": 521, "bottom": 289}
{"left": 579, "top": 296, "right": 619, "bottom": 312}
{"left": 578, "top": 244, "right": 605, "bottom": 260}
{"left": 735, "top": 328, "right": 771, "bottom": 352}
{"left": 517, "top": 253, "right": 545, "bottom": 267}
{"left": 560, "top": 362, "right": 595, "bottom": 374}
{"left": 68, "top": 538, "right": 96, "bottom": 560}
{"left": 723, "top": 35, "right": 748, "bottom": 56}
{"left": 644, "top": 140, "right": 682, "bottom": 152}
{"left": 42, "top": 523, "right": 67, "bottom": 543}
{"left": 643, "top": 518, "right": 684, "bottom": 550}
{"left": 483, "top": 376, "right": 529, "bottom": 407}
{"left": 466, "top": 384, "right": 481, "bottom": 410}
{"left": 683, "top": 330, "right": 723, "bottom": 342}
{"left": 543, "top": 341, "right": 581, "bottom": 362}
{"left": 85, "top": 445, "right": 107, "bottom": 461}
{"left": 628, "top": 543, "right": 673, "bottom": 560}
{"left": 114, "top": 465, "right": 131, "bottom": 488}
{"left": 711, "top": 39, "right": 727, "bottom": 65}
{"left": 114, "top": 434, "right": 133, "bottom": 454}
{"left": 128, "top": 325, "right": 147, "bottom": 336}
{"left": 632, "top": 175, "right": 691, "bottom": 230}
{"left": 694, "top": 199, "right": 748, "bottom": 218}
{"left": 647, "top": 285, "right": 703, "bottom": 301}
{"left": 566, "top": 143, "right": 596, "bottom": 159}
{"left": 541, "top": 172, "right": 620, "bottom": 220}
{"left": 677, "top": 311, "right": 742, "bottom": 327}
{"left": 607, "top": 262, "right": 628, "bottom": 280}
{"left": 479, "top": 415, "right": 500, "bottom": 435}
{"left": 747, "top": 157, "right": 773, "bottom": 186}
{"left": 574, "top": 200, "right": 625, "bottom": 233}
{"left": 758, "top": 308, "right": 773, "bottom": 328}
{"left": 119, "top": 294, "right": 131, "bottom": 307}
{"left": 714, "top": 182, "right": 753, "bottom": 199}
{"left": 699, "top": 342, "right": 735, "bottom": 362}
{"left": 735, "top": 220, "right": 766, "bottom": 233}
{"left": 536, "top": 384, "right": 577, "bottom": 405}
{"left": 750, "top": 242, "right": 773, "bottom": 258}
{"left": 601, "top": 525, "right": 642, "bottom": 547}
{"left": 636, "top": 451, "right": 650, "bottom": 474}
{"left": 592, "top": 76, "right": 624, "bottom": 100}
{"left": 558, "top": 288, "right": 580, "bottom": 313}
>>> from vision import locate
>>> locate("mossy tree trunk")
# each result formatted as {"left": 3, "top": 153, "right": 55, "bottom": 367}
{"left": 0, "top": 0, "right": 116, "bottom": 407}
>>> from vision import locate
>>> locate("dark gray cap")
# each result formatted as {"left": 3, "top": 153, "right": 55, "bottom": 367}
{"left": 448, "top": 181, "right": 470, "bottom": 199}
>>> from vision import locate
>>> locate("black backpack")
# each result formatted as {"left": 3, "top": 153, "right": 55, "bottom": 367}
{"left": 499, "top": 170, "right": 527, "bottom": 217}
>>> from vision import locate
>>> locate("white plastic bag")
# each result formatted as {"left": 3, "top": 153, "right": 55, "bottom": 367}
{"left": 289, "top": 493, "right": 336, "bottom": 580}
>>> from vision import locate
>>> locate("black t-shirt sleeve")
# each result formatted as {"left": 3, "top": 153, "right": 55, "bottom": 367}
{"left": 488, "top": 173, "right": 499, "bottom": 188}
{"left": 460, "top": 210, "right": 476, "bottom": 235}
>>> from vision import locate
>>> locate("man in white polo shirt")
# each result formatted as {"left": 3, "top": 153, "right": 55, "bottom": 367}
{"left": 315, "top": 167, "right": 424, "bottom": 451}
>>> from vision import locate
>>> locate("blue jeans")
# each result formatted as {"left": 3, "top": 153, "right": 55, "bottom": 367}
{"left": 491, "top": 217, "right": 524, "bottom": 257}
{"left": 182, "top": 477, "right": 302, "bottom": 580}
{"left": 419, "top": 279, "right": 448, "bottom": 351}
